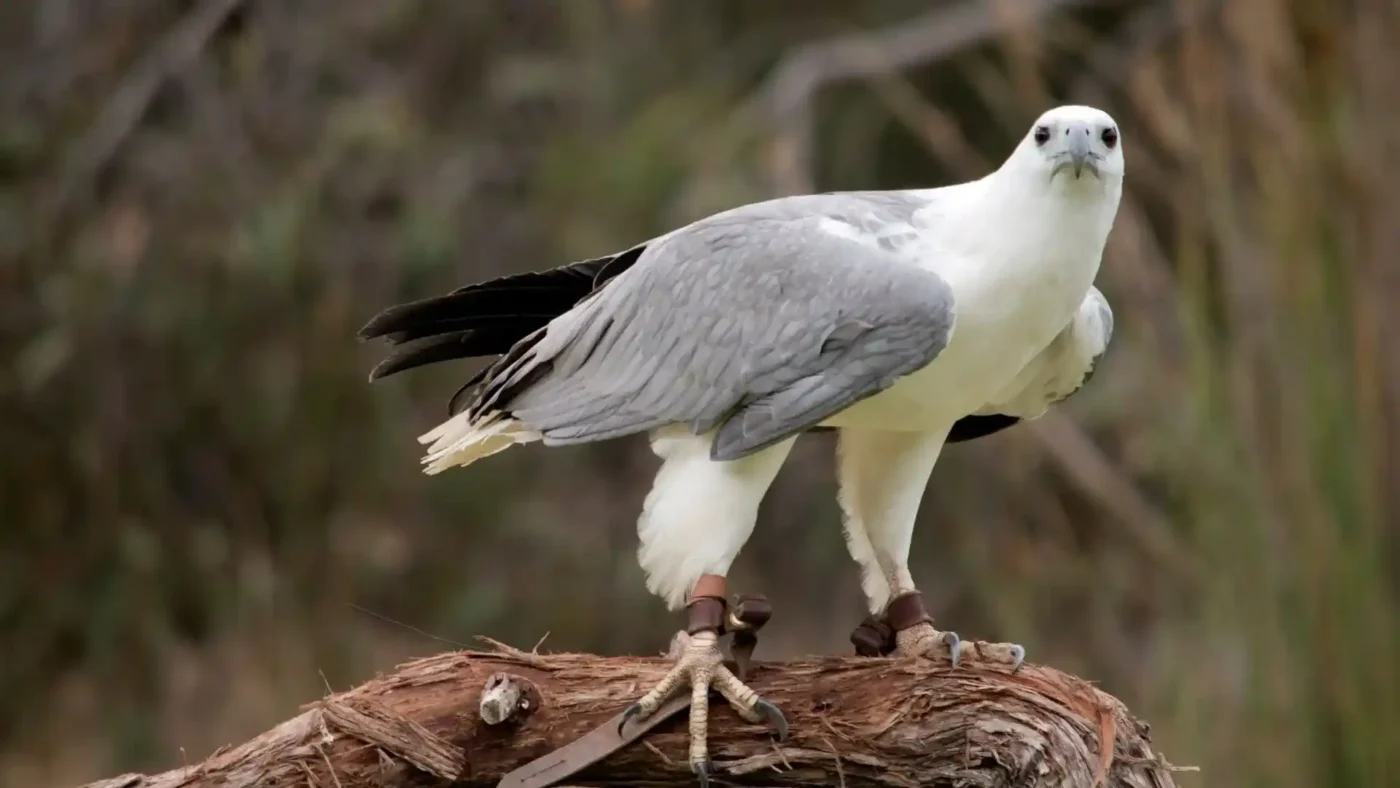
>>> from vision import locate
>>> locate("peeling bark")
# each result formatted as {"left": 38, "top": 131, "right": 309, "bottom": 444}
{"left": 76, "top": 643, "right": 1184, "bottom": 788}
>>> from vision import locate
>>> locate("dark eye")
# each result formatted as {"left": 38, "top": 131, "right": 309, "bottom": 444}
{"left": 1101, "top": 126, "right": 1118, "bottom": 148}
{"left": 1033, "top": 126, "right": 1051, "bottom": 145}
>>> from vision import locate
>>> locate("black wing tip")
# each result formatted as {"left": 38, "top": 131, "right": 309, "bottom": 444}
{"left": 358, "top": 304, "right": 416, "bottom": 342}
{"left": 365, "top": 352, "right": 431, "bottom": 382}
{"left": 357, "top": 291, "right": 481, "bottom": 342}
{"left": 366, "top": 353, "right": 411, "bottom": 382}
{"left": 360, "top": 247, "right": 647, "bottom": 383}
{"left": 360, "top": 312, "right": 404, "bottom": 380}
{"left": 357, "top": 247, "right": 647, "bottom": 344}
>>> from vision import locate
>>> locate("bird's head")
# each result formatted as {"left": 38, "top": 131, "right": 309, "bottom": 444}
{"left": 1004, "top": 105, "right": 1124, "bottom": 190}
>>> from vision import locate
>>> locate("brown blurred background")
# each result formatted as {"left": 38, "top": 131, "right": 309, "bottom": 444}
{"left": 2, "top": 0, "right": 1397, "bottom": 785}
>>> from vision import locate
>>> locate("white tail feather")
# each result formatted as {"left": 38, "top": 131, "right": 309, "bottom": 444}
{"left": 418, "top": 410, "right": 541, "bottom": 475}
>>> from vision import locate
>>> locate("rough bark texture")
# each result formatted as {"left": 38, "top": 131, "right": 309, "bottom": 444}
{"left": 78, "top": 642, "right": 1184, "bottom": 788}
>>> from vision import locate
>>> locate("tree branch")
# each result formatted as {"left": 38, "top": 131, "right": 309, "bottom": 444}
{"left": 760, "top": 0, "right": 1110, "bottom": 194}
{"left": 41, "top": 0, "right": 247, "bottom": 233}
{"left": 77, "top": 641, "right": 1187, "bottom": 788}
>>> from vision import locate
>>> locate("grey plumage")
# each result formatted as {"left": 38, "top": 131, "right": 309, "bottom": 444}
{"left": 460, "top": 195, "right": 956, "bottom": 462}
{"left": 1045, "top": 286, "right": 1113, "bottom": 405}
{"left": 1077, "top": 291, "right": 1113, "bottom": 390}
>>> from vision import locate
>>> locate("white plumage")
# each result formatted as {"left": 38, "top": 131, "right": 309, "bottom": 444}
{"left": 362, "top": 103, "right": 1125, "bottom": 773}
{"left": 410, "top": 106, "right": 1122, "bottom": 612}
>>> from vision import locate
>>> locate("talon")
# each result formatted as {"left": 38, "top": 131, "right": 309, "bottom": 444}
{"left": 693, "top": 759, "right": 711, "bottom": 788}
{"left": 754, "top": 698, "right": 788, "bottom": 741}
{"left": 942, "top": 630, "right": 962, "bottom": 667}
{"left": 618, "top": 703, "right": 643, "bottom": 735}
{"left": 1008, "top": 644, "right": 1026, "bottom": 671}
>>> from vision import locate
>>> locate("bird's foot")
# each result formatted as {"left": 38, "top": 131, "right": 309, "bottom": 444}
{"left": 621, "top": 585, "right": 787, "bottom": 785}
{"left": 894, "top": 621, "right": 1024, "bottom": 669}
{"left": 621, "top": 631, "right": 787, "bottom": 782}
{"left": 851, "top": 591, "right": 1025, "bottom": 670}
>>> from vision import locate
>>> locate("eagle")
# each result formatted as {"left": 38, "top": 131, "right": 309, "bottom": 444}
{"left": 360, "top": 104, "right": 1123, "bottom": 777}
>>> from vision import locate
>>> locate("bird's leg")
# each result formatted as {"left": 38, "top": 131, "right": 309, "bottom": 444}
{"left": 836, "top": 428, "right": 1025, "bottom": 670}
{"left": 621, "top": 574, "right": 787, "bottom": 783}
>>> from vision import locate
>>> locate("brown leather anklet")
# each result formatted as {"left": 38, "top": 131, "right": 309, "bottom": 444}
{"left": 850, "top": 591, "right": 934, "bottom": 656}
{"left": 685, "top": 574, "right": 728, "bottom": 634}
{"left": 685, "top": 576, "right": 775, "bottom": 679}
{"left": 727, "top": 594, "right": 772, "bottom": 632}
{"left": 727, "top": 594, "right": 771, "bottom": 677}
{"left": 885, "top": 590, "right": 934, "bottom": 631}
{"left": 850, "top": 614, "right": 896, "bottom": 656}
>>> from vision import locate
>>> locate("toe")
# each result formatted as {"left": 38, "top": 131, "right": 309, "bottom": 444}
{"left": 955, "top": 640, "right": 1027, "bottom": 669}
{"left": 977, "top": 641, "right": 1026, "bottom": 667}
{"left": 692, "top": 760, "right": 712, "bottom": 788}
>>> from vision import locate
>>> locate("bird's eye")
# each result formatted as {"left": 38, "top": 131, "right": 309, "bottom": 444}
{"left": 1101, "top": 127, "right": 1118, "bottom": 148}
{"left": 1033, "top": 126, "right": 1051, "bottom": 145}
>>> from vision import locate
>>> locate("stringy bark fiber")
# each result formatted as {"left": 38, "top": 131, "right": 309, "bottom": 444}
{"left": 77, "top": 642, "right": 1184, "bottom": 788}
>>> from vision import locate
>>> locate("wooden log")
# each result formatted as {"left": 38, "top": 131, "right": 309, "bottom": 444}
{"left": 77, "top": 640, "right": 1185, "bottom": 788}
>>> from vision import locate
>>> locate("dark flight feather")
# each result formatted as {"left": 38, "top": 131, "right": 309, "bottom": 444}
{"left": 361, "top": 241, "right": 1028, "bottom": 443}
{"left": 359, "top": 245, "right": 646, "bottom": 382}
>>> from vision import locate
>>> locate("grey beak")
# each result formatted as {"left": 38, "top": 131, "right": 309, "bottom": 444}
{"left": 1068, "top": 129, "right": 1092, "bottom": 179}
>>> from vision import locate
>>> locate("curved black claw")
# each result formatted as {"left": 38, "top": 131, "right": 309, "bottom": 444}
{"left": 617, "top": 703, "right": 643, "bottom": 735}
{"left": 941, "top": 630, "right": 962, "bottom": 668}
{"left": 754, "top": 698, "right": 789, "bottom": 741}
{"left": 693, "top": 759, "right": 712, "bottom": 788}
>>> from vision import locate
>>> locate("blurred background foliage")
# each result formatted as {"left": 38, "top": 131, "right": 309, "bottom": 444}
{"left": 2, "top": 0, "right": 1398, "bottom": 785}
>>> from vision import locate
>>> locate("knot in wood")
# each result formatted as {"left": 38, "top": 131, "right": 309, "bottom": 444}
{"left": 480, "top": 672, "right": 540, "bottom": 726}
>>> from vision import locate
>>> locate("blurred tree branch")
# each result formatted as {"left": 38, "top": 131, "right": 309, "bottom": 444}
{"left": 1029, "top": 413, "right": 1202, "bottom": 583}
{"left": 77, "top": 642, "right": 1184, "bottom": 788}
{"left": 7, "top": 0, "right": 1398, "bottom": 784}
{"left": 41, "top": 0, "right": 247, "bottom": 238}
{"left": 759, "top": 0, "right": 1109, "bottom": 195}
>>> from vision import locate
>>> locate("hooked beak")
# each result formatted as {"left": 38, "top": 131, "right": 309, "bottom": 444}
{"left": 1051, "top": 124, "right": 1100, "bottom": 181}
{"left": 1069, "top": 132, "right": 1093, "bottom": 178}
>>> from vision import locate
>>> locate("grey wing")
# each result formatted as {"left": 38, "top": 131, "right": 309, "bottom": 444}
{"left": 947, "top": 286, "right": 1113, "bottom": 443}
{"left": 464, "top": 209, "right": 956, "bottom": 462}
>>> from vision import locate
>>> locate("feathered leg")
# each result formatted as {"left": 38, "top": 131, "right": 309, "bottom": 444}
{"left": 838, "top": 428, "right": 1025, "bottom": 668}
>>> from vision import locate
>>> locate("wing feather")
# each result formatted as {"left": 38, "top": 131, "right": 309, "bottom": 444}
{"left": 946, "top": 286, "right": 1113, "bottom": 443}
{"left": 461, "top": 200, "right": 956, "bottom": 461}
